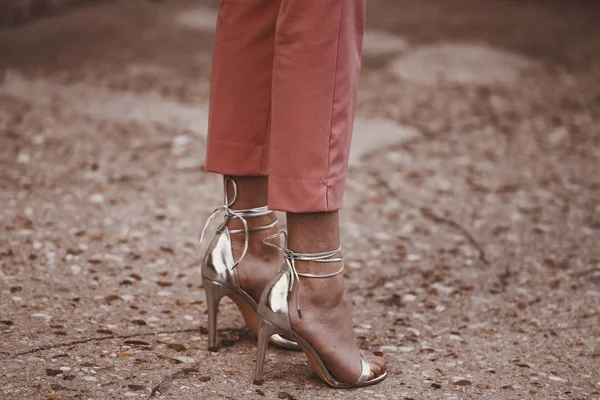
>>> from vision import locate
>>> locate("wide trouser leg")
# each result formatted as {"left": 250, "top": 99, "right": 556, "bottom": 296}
{"left": 268, "top": 0, "right": 366, "bottom": 212}
{"left": 205, "top": 0, "right": 280, "bottom": 176}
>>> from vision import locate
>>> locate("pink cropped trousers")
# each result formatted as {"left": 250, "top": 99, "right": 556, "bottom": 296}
{"left": 205, "top": 0, "right": 366, "bottom": 213}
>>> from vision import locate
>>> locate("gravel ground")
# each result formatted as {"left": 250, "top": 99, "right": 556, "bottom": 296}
{"left": 1, "top": 1, "right": 599, "bottom": 399}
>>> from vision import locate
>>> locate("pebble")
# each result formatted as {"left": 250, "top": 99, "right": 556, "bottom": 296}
{"left": 407, "top": 254, "right": 421, "bottom": 262}
{"left": 17, "top": 153, "right": 31, "bottom": 164}
{"left": 172, "top": 135, "right": 191, "bottom": 155}
{"left": 89, "top": 193, "right": 105, "bottom": 204}
{"left": 83, "top": 376, "right": 97, "bottom": 382}
{"left": 398, "top": 346, "right": 415, "bottom": 353}
{"left": 549, "top": 375, "right": 567, "bottom": 382}
{"left": 379, "top": 345, "right": 398, "bottom": 353}
{"left": 70, "top": 264, "right": 82, "bottom": 274}
{"left": 402, "top": 294, "right": 417, "bottom": 303}
{"left": 452, "top": 377, "right": 472, "bottom": 385}
{"left": 406, "top": 327, "right": 420, "bottom": 336}
{"left": 31, "top": 313, "right": 52, "bottom": 320}
{"left": 431, "top": 283, "right": 454, "bottom": 295}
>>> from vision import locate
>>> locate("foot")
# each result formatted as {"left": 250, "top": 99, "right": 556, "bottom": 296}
{"left": 289, "top": 259, "right": 388, "bottom": 384}
{"left": 227, "top": 214, "right": 283, "bottom": 303}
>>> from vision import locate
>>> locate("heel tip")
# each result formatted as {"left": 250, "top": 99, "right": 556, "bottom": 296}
{"left": 253, "top": 379, "right": 264, "bottom": 386}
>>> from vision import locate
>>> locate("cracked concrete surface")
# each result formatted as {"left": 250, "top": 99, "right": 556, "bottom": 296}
{"left": 1, "top": 0, "right": 599, "bottom": 399}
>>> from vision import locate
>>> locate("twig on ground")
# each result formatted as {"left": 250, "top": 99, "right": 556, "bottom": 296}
{"left": 368, "top": 170, "right": 491, "bottom": 266}
{"left": 7, "top": 328, "right": 202, "bottom": 358}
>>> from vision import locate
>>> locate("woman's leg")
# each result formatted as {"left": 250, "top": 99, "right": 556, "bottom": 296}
{"left": 205, "top": 0, "right": 279, "bottom": 178}
{"left": 205, "top": 0, "right": 282, "bottom": 302}
{"left": 269, "top": 0, "right": 364, "bottom": 212}
{"left": 270, "top": 0, "right": 387, "bottom": 383}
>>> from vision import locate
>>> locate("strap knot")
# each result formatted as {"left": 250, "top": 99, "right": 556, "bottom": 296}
{"left": 198, "top": 178, "right": 276, "bottom": 268}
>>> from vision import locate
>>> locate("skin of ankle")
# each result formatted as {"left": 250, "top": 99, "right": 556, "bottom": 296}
{"left": 225, "top": 175, "right": 269, "bottom": 210}
{"left": 286, "top": 211, "right": 340, "bottom": 253}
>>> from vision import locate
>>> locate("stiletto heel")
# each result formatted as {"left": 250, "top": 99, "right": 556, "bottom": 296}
{"left": 254, "top": 231, "right": 388, "bottom": 388}
{"left": 203, "top": 278, "right": 235, "bottom": 351}
{"left": 253, "top": 317, "right": 282, "bottom": 385}
{"left": 199, "top": 178, "right": 298, "bottom": 351}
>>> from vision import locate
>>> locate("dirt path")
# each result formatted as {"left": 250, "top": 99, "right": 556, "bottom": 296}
{"left": 1, "top": 1, "right": 599, "bottom": 399}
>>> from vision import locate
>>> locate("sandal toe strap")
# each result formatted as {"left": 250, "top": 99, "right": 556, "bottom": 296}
{"left": 356, "top": 353, "right": 371, "bottom": 384}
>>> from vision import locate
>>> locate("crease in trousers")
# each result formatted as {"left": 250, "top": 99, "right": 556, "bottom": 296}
{"left": 205, "top": 0, "right": 366, "bottom": 213}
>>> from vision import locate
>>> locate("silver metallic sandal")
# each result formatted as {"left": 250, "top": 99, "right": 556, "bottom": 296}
{"left": 254, "top": 231, "right": 388, "bottom": 388}
{"left": 199, "top": 178, "right": 298, "bottom": 351}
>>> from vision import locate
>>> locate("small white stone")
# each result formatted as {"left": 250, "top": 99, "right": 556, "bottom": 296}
{"left": 71, "top": 264, "right": 82, "bottom": 275}
{"left": 83, "top": 376, "right": 97, "bottom": 382}
{"left": 407, "top": 254, "right": 421, "bottom": 262}
{"left": 346, "top": 261, "right": 361, "bottom": 269}
{"left": 105, "top": 254, "right": 123, "bottom": 263}
{"left": 398, "top": 346, "right": 415, "bottom": 353}
{"left": 379, "top": 345, "right": 398, "bottom": 353}
{"left": 406, "top": 327, "right": 420, "bottom": 337}
{"left": 432, "top": 283, "right": 455, "bottom": 295}
{"left": 59, "top": 366, "right": 71, "bottom": 371}
{"left": 157, "top": 291, "right": 173, "bottom": 297}
{"left": 402, "top": 294, "right": 417, "bottom": 303}
{"left": 31, "top": 312, "right": 52, "bottom": 320}
{"left": 17, "top": 153, "right": 31, "bottom": 164}
{"left": 172, "top": 134, "right": 191, "bottom": 155}
{"left": 549, "top": 375, "right": 567, "bottom": 382}
{"left": 184, "top": 315, "right": 194, "bottom": 321}
{"left": 89, "top": 193, "right": 105, "bottom": 204}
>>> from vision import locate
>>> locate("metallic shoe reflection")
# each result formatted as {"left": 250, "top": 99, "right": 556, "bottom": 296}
{"left": 200, "top": 178, "right": 299, "bottom": 351}
{"left": 253, "top": 231, "right": 387, "bottom": 388}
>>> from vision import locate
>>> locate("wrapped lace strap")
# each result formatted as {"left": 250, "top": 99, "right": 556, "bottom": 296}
{"left": 199, "top": 178, "right": 277, "bottom": 268}
{"left": 263, "top": 231, "right": 344, "bottom": 318}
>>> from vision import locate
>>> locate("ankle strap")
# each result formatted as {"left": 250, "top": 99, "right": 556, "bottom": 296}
{"left": 283, "top": 248, "right": 344, "bottom": 278}
{"left": 199, "top": 178, "right": 277, "bottom": 267}
{"left": 228, "top": 206, "right": 278, "bottom": 234}
{"left": 263, "top": 231, "right": 344, "bottom": 318}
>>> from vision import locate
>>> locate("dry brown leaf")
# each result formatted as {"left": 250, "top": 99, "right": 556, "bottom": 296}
{"left": 167, "top": 343, "right": 186, "bottom": 352}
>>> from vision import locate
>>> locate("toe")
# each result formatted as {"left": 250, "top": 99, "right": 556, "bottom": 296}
{"left": 369, "top": 352, "right": 388, "bottom": 372}
{"left": 363, "top": 352, "right": 386, "bottom": 378}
